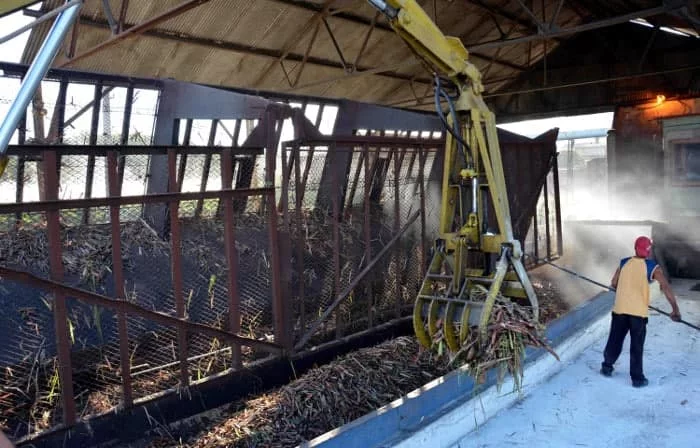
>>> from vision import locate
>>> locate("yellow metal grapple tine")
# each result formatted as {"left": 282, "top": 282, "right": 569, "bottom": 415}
{"left": 459, "top": 304, "right": 471, "bottom": 344}
{"left": 413, "top": 297, "right": 431, "bottom": 348}
{"left": 478, "top": 248, "right": 509, "bottom": 347}
{"left": 428, "top": 298, "right": 440, "bottom": 340}
{"left": 443, "top": 301, "right": 459, "bottom": 352}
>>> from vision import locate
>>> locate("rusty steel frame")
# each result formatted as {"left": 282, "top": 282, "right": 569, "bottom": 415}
{"left": 220, "top": 147, "right": 242, "bottom": 368}
{"left": 0, "top": 185, "right": 271, "bottom": 214}
{"left": 393, "top": 148, "right": 402, "bottom": 319}
{"left": 323, "top": 18, "right": 349, "bottom": 72}
{"left": 533, "top": 209, "right": 539, "bottom": 260}
{"left": 544, "top": 176, "right": 552, "bottom": 258}
{"left": 552, "top": 152, "right": 563, "bottom": 255}
{"left": 107, "top": 151, "right": 133, "bottom": 407}
{"left": 331, "top": 145, "right": 342, "bottom": 337}
{"left": 0, "top": 119, "right": 563, "bottom": 444}
{"left": 0, "top": 141, "right": 286, "bottom": 434}
{"left": 83, "top": 81, "right": 103, "bottom": 225}
{"left": 5, "top": 145, "right": 264, "bottom": 157}
{"left": 293, "top": 147, "right": 306, "bottom": 338}
{"left": 194, "top": 119, "right": 218, "bottom": 217}
{"left": 118, "top": 0, "right": 129, "bottom": 33}
{"left": 118, "top": 84, "right": 135, "bottom": 191}
{"left": 0, "top": 267, "right": 285, "bottom": 355}
{"left": 167, "top": 149, "right": 189, "bottom": 386}
{"left": 42, "top": 149, "right": 77, "bottom": 426}
{"left": 364, "top": 145, "right": 373, "bottom": 329}
{"left": 279, "top": 135, "right": 438, "bottom": 349}
{"left": 58, "top": 0, "right": 215, "bottom": 68}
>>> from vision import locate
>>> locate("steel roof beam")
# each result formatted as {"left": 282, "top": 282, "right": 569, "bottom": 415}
{"left": 266, "top": 0, "right": 529, "bottom": 71}
{"left": 56, "top": 0, "right": 216, "bottom": 68}
{"left": 468, "top": 4, "right": 677, "bottom": 50}
{"left": 24, "top": 10, "right": 435, "bottom": 87}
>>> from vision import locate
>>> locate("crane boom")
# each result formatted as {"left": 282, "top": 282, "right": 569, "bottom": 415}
{"left": 367, "top": 0, "right": 539, "bottom": 351}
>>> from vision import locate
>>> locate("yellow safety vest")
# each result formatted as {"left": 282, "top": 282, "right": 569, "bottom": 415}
{"left": 613, "top": 256, "right": 659, "bottom": 318}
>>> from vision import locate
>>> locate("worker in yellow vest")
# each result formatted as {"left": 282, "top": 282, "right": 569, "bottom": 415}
{"left": 600, "top": 236, "right": 682, "bottom": 387}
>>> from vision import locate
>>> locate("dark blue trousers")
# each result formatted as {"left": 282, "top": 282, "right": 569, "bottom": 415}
{"left": 602, "top": 312, "right": 648, "bottom": 381}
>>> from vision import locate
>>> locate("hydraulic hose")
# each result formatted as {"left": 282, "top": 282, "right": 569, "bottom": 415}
{"left": 433, "top": 76, "right": 470, "bottom": 167}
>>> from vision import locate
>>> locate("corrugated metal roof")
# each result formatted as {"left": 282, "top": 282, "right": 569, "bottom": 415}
{"left": 18, "top": 0, "right": 663, "bottom": 110}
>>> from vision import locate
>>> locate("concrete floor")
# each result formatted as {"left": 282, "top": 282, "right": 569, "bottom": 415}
{"left": 455, "top": 278, "right": 700, "bottom": 448}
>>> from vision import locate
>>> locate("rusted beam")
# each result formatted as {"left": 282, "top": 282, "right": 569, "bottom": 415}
{"left": 118, "top": 84, "right": 134, "bottom": 191}
{"left": 264, "top": 117, "right": 290, "bottom": 350}
{"left": 83, "top": 81, "right": 102, "bottom": 225}
{"left": 293, "top": 21, "right": 322, "bottom": 87}
{"left": 107, "top": 151, "right": 133, "bottom": 408}
{"left": 323, "top": 17, "right": 348, "bottom": 71}
{"left": 67, "top": 12, "right": 80, "bottom": 58}
{"left": 552, "top": 154, "right": 563, "bottom": 256}
{"left": 57, "top": 0, "right": 215, "bottom": 67}
{"left": 6, "top": 144, "right": 263, "bottom": 157}
{"left": 331, "top": 145, "right": 342, "bottom": 338}
{"left": 0, "top": 187, "right": 274, "bottom": 214}
{"left": 62, "top": 86, "right": 115, "bottom": 131}
{"left": 393, "top": 148, "right": 402, "bottom": 319}
{"left": 194, "top": 120, "right": 217, "bottom": 217}
{"left": 354, "top": 11, "right": 380, "bottom": 68}
{"left": 118, "top": 0, "right": 129, "bottom": 33}
{"left": 363, "top": 145, "right": 373, "bottom": 329}
{"left": 167, "top": 149, "right": 189, "bottom": 386}
{"left": 220, "top": 148, "right": 242, "bottom": 368}
{"left": 0, "top": 266, "right": 286, "bottom": 355}
{"left": 418, "top": 148, "right": 427, "bottom": 272}
{"left": 544, "top": 177, "right": 551, "bottom": 258}
{"left": 293, "top": 146, "right": 306, "bottom": 338}
{"left": 42, "top": 150, "right": 77, "bottom": 426}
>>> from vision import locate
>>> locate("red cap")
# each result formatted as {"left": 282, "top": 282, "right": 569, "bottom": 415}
{"left": 635, "top": 236, "right": 653, "bottom": 258}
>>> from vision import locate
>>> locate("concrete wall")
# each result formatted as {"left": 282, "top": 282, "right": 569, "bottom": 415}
{"left": 608, "top": 97, "right": 700, "bottom": 221}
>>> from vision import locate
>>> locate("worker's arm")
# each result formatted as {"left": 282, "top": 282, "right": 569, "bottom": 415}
{"left": 610, "top": 267, "right": 620, "bottom": 289}
{"left": 0, "top": 430, "right": 15, "bottom": 448}
{"left": 652, "top": 267, "right": 681, "bottom": 321}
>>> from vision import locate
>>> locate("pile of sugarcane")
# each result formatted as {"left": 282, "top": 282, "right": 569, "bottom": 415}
{"left": 145, "top": 337, "right": 449, "bottom": 448}
{"left": 143, "top": 291, "right": 562, "bottom": 447}
{"left": 0, "top": 220, "right": 168, "bottom": 288}
{"left": 433, "top": 288, "right": 560, "bottom": 393}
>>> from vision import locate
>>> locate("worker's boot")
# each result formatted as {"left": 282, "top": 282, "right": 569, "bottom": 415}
{"left": 632, "top": 377, "right": 649, "bottom": 388}
{"left": 600, "top": 365, "right": 613, "bottom": 377}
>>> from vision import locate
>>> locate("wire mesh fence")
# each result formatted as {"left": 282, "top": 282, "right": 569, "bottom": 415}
{"left": 0, "top": 144, "right": 283, "bottom": 441}
{"left": 0, "top": 70, "right": 563, "bottom": 444}
{"left": 279, "top": 139, "right": 441, "bottom": 347}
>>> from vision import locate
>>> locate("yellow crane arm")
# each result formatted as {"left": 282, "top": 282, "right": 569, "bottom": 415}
{"left": 366, "top": 0, "right": 539, "bottom": 351}
{"left": 368, "top": 0, "right": 484, "bottom": 99}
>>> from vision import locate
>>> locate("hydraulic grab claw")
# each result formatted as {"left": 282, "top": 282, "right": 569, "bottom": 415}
{"left": 367, "top": 0, "right": 539, "bottom": 353}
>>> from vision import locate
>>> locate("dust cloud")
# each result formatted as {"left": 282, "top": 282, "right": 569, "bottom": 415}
{"left": 530, "top": 170, "right": 679, "bottom": 308}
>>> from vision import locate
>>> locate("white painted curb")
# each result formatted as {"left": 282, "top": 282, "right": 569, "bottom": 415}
{"left": 390, "top": 311, "right": 611, "bottom": 448}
